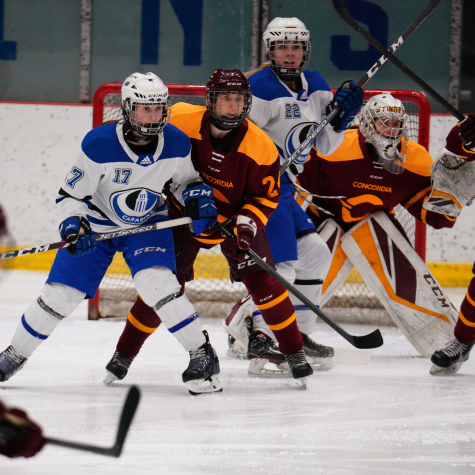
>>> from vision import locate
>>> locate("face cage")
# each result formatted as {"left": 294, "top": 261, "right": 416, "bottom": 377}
{"left": 122, "top": 98, "right": 172, "bottom": 136}
{"left": 267, "top": 39, "right": 311, "bottom": 80}
{"left": 361, "top": 109, "right": 408, "bottom": 175}
{"left": 206, "top": 91, "right": 252, "bottom": 130}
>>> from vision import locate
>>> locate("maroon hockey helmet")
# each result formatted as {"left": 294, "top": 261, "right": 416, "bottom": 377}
{"left": 206, "top": 69, "right": 252, "bottom": 130}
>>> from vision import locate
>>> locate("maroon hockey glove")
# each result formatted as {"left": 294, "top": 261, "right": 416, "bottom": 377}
{"left": 0, "top": 205, "right": 6, "bottom": 235}
{"left": 445, "top": 115, "right": 475, "bottom": 161}
{"left": 0, "top": 406, "right": 46, "bottom": 458}
{"left": 235, "top": 215, "right": 257, "bottom": 251}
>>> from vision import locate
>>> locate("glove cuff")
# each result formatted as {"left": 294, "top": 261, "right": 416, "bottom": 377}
{"left": 237, "top": 215, "right": 257, "bottom": 236}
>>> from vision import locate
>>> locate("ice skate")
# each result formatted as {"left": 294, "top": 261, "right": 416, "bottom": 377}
{"left": 104, "top": 351, "right": 135, "bottom": 385}
{"left": 285, "top": 349, "right": 313, "bottom": 388}
{"left": 247, "top": 331, "right": 291, "bottom": 378}
{"left": 430, "top": 338, "right": 474, "bottom": 375}
{"left": 182, "top": 330, "right": 222, "bottom": 396}
{"left": 301, "top": 332, "right": 335, "bottom": 371}
{"left": 0, "top": 345, "right": 28, "bottom": 382}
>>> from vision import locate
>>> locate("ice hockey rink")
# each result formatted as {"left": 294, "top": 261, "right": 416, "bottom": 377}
{"left": 0, "top": 270, "right": 474, "bottom": 475}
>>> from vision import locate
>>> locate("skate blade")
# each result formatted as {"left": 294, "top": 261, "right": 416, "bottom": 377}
{"left": 248, "top": 358, "right": 292, "bottom": 379}
{"left": 289, "top": 377, "right": 308, "bottom": 389}
{"left": 104, "top": 371, "right": 119, "bottom": 385}
{"left": 430, "top": 362, "right": 463, "bottom": 376}
{"left": 187, "top": 374, "right": 223, "bottom": 396}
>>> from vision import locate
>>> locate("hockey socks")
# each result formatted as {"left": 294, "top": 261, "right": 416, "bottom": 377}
{"left": 242, "top": 270, "right": 302, "bottom": 355}
{"left": 289, "top": 278, "right": 323, "bottom": 336}
{"left": 455, "top": 275, "right": 475, "bottom": 345}
{"left": 116, "top": 296, "right": 161, "bottom": 358}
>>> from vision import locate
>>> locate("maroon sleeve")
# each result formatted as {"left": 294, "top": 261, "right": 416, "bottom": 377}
{"left": 401, "top": 185, "right": 456, "bottom": 230}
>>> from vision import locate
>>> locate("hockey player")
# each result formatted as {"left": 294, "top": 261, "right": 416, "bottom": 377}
{"left": 295, "top": 93, "right": 459, "bottom": 357}
{"left": 0, "top": 400, "right": 45, "bottom": 458}
{"left": 103, "top": 69, "right": 313, "bottom": 383}
{"left": 224, "top": 17, "right": 364, "bottom": 371}
{"left": 427, "top": 116, "right": 475, "bottom": 374}
{"left": 0, "top": 72, "right": 222, "bottom": 395}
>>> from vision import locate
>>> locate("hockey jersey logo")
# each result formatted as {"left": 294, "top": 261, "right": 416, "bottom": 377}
{"left": 137, "top": 154, "right": 154, "bottom": 167}
{"left": 285, "top": 122, "right": 318, "bottom": 163}
{"left": 110, "top": 188, "right": 161, "bottom": 225}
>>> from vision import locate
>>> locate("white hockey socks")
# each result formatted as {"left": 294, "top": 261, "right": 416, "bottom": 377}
{"left": 134, "top": 267, "right": 206, "bottom": 352}
{"left": 11, "top": 283, "right": 86, "bottom": 358}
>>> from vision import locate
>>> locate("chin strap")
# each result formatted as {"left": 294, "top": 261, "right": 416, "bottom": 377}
{"left": 123, "top": 122, "right": 154, "bottom": 144}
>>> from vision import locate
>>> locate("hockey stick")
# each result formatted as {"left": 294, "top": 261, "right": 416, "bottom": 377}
{"left": 46, "top": 385, "right": 140, "bottom": 457}
{"left": 280, "top": 0, "right": 443, "bottom": 175}
{"left": 0, "top": 217, "right": 192, "bottom": 261}
{"left": 332, "top": 0, "right": 464, "bottom": 121}
{"left": 215, "top": 223, "right": 383, "bottom": 349}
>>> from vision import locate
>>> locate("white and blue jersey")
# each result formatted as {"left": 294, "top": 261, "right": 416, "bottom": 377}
{"left": 56, "top": 121, "right": 199, "bottom": 233}
{"left": 47, "top": 121, "right": 200, "bottom": 298}
{"left": 248, "top": 68, "right": 344, "bottom": 263}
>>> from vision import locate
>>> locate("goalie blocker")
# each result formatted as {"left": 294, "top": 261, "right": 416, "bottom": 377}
{"left": 319, "top": 212, "right": 457, "bottom": 357}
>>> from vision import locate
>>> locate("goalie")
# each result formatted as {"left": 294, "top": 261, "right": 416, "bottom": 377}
{"left": 423, "top": 116, "right": 475, "bottom": 374}
{"left": 291, "top": 93, "right": 459, "bottom": 358}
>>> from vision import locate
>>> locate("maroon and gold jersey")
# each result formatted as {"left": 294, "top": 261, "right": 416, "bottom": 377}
{"left": 168, "top": 102, "right": 280, "bottom": 246}
{"left": 297, "top": 128, "right": 455, "bottom": 231}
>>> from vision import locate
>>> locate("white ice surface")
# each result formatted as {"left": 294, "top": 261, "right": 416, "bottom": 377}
{"left": 1, "top": 271, "right": 475, "bottom": 475}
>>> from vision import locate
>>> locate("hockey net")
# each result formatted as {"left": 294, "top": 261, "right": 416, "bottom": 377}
{"left": 89, "top": 84, "right": 429, "bottom": 322}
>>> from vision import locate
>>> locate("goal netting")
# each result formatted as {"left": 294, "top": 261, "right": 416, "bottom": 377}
{"left": 89, "top": 84, "right": 429, "bottom": 322}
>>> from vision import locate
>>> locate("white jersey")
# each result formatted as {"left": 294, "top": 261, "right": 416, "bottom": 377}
{"left": 248, "top": 68, "right": 344, "bottom": 177}
{"left": 56, "top": 121, "right": 200, "bottom": 233}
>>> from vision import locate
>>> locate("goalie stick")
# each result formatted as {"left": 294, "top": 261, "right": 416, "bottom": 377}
{"left": 46, "top": 385, "right": 140, "bottom": 457}
{"left": 332, "top": 0, "right": 464, "bottom": 121}
{"left": 0, "top": 217, "right": 192, "bottom": 261}
{"left": 280, "top": 0, "right": 443, "bottom": 175}
{"left": 215, "top": 222, "right": 383, "bottom": 349}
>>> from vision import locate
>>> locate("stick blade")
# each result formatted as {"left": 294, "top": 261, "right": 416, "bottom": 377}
{"left": 112, "top": 385, "right": 141, "bottom": 457}
{"left": 350, "top": 329, "right": 384, "bottom": 349}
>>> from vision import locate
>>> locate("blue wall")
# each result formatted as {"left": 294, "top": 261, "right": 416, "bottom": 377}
{"left": 0, "top": 0, "right": 450, "bottom": 111}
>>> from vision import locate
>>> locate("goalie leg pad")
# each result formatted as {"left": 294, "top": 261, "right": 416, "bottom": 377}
{"left": 340, "top": 211, "right": 457, "bottom": 357}
{"left": 134, "top": 267, "right": 205, "bottom": 351}
{"left": 317, "top": 219, "right": 354, "bottom": 306}
{"left": 222, "top": 295, "right": 252, "bottom": 356}
{"left": 11, "top": 283, "right": 85, "bottom": 358}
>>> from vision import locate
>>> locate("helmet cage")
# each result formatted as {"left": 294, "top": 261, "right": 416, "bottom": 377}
{"left": 267, "top": 39, "right": 311, "bottom": 80}
{"left": 206, "top": 69, "right": 252, "bottom": 130}
{"left": 359, "top": 99, "right": 408, "bottom": 174}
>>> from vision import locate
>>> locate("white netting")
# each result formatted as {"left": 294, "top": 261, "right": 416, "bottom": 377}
{"left": 90, "top": 87, "right": 427, "bottom": 320}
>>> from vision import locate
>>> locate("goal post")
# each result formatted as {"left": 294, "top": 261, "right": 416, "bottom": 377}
{"left": 89, "top": 83, "right": 430, "bottom": 321}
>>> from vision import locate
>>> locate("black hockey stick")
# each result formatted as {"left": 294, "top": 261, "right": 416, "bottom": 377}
{"left": 46, "top": 385, "right": 140, "bottom": 457}
{"left": 333, "top": 0, "right": 464, "bottom": 121}
{"left": 0, "top": 217, "right": 192, "bottom": 261}
{"left": 216, "top": 223, "right": 383, "bottom": 349}
{"left": 280, "top": 0, "right": 443, "bottom": 175}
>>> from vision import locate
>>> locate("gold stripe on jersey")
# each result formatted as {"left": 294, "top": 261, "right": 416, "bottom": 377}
{"left": 254, "top": 197, "right": 279, "bottom": 209}
{"left": 403, "top": 186, "right": 432, "bottom": 210}
{"left": 169, "top": 102, "right": 206, "bottom": 140}
{"left": 242, "top": 203, "right": 269, "bottom": 225}
{"left": 317, "top": 129, "right": 364, "bottom": 161}
{"left": 212, "top": 188, "right": 231, "bottom": 203}
{"left": 237, "top": 120, "right": 279, "bottom": 166}
{"left": 403, "top": 138, "right": 432, "bottom": 177}
{"left": 257, "top": 291, "right": 289, "bottom": 310}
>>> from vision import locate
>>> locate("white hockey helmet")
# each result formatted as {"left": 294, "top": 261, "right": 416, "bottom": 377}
{"left": 263, "top": 17, "right": 311, "bottom": 80}
{"left": 359, "top": 93, "right": 408, "bottom": 174}
{"left": 121, "top": 72, "right": 171, "bottom": 136}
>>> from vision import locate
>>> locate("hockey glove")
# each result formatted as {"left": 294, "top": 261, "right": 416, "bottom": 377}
{"left": 59, "top": 216, "right": 97, "bottom": 257}
{"left": 0, "top": 405, "right": 46, "bottom": 458}
{"left": 445, "top": 116, "right": 475, "bottom": 160}
{"left": 183, "top": 183, "right": 218, "bottom": 236}
{"left": 327, "top": 80, "right": 364, "bottom": 132}
{"left": 221, "top": 215, "right": 257, "bottom": 263}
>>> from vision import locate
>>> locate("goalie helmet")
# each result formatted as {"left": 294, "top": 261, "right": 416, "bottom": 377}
{"left": 206, "top": 69, "right": 252, "bottom": 130}
{"left": 359, "top": 93, "right": 408, "bottom": 175}
{"left": 121, "top": 72, "right": 171, "bottom": 136}
{"left": 263, "top": 17, "right": 311, "bottom": 80}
